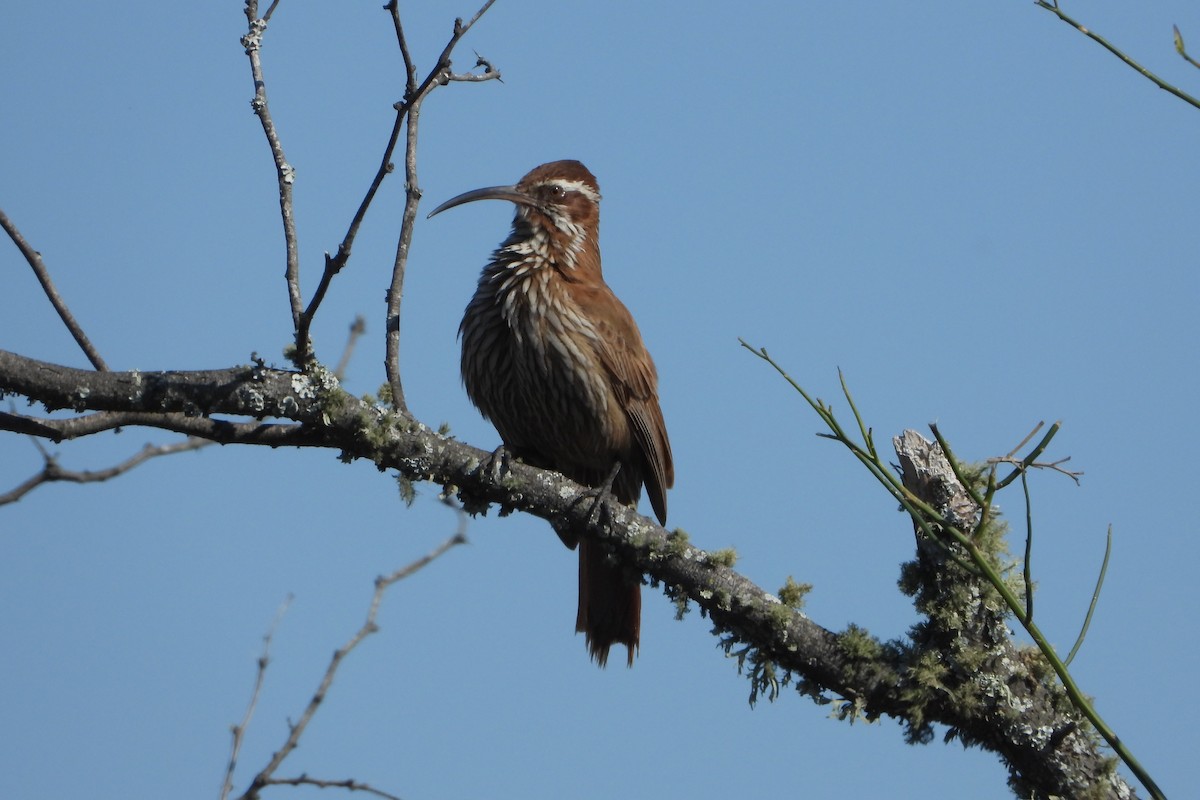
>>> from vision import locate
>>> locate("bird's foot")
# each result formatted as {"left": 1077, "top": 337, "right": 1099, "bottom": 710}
{"left": 477, "top": 445, "right": 519, "bottom": 517}
{"left": 575, "top": 462, "right": 623, "bottom": 528}
{"left": 479, "top": 444, "right": 512, "bottom": 484}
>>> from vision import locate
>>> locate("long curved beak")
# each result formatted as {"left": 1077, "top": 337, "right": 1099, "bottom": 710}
{"left": 426, "top": 185, "right": 535, "bottom": 219}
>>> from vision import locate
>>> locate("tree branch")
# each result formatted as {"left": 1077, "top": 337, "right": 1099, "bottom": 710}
{"left": 1036, "top": 0, "right": 1200, "bottom": 110}
{"left": 383, "top": 0, "right": 500, "bottom": 413}
{"left": 0, "top": 348, "right": 1137, "bottom": 797}
{"left": 239, "top": 527, "right": 466, "bottom": 800}
{"left": 894, "top": 431, "right": 1135, "bottom": 798}
{"left": 0, "top": 208, "right": 108, "bottom": 371}
{"left": 257, "top": 776, "right": 402, "bottom": 800}
{"left": 220, "top": 595, "right": 291, "bottom": 800}
{"left": 0, "top": 435, "right": 211, "bottom": 506}
{"left": 242, "top": 2, "right": 303, "bottom": 337}
{"left": 240, "top": 3, "right": 497, "bottom": 377}
{"left": 0, "top": 408, "right": 307, "bottom": 445}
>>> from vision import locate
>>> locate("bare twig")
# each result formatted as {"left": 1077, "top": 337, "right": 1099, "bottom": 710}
{"left": 304, "top": 96, "right": 408, "bottom": 336}
{"left": 447, "top": 53, "right": 501, "bottom": 83}
{"left": 0, "top": 408, "right": 308, "bottom": 445}
{"left": 1002, "top": 421, "right": 1043, "bottom": 460}
{"left": 383, "top": 0, "right": 500, "bottom": 413}
{"left": 263, "top": 775, "right": 403, "bottom": 800}
{"left": 332, "top": 315, "right": 367, "bottom": 381}
{"left": 0, "top": 208, "right": 108, "bottom": 371}
{"left": 986, "top": 454, "right": 1083, "bottom": 484}
{"left": 1036, "top": 0, "right": 1200, "bottom": 110}
{"left": 0, "top": 435, "right": 211, "bottom": 506}
{"left": 242, "top": 2, "right": 303, "bottom": 340}
{"left": 220, "top": 596, "right": 293, "bottom": 800}
{"left": 991, "top": 421, "right": 1076, "bottom": 489}
{"left": 283, "top": 2, "right": 498, "bottom": 408}
{"left": 238, "top": 525, "right": 467, "bottom": 800}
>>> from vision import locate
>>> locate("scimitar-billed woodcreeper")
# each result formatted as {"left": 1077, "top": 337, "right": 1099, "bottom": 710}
{"left": 429, "top": 160, "right": 674, "bottom": 666}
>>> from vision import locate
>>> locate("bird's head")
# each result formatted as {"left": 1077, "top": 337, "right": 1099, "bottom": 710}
{"left": 428, "top": 160, "right": 602, "bottom": 257}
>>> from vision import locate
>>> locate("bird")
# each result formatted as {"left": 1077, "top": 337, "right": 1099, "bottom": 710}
{"left": 428, "top": 160, "right": 673, "bottom": 667}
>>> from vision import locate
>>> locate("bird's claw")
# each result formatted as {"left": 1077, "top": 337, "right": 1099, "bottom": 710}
{"left": 575, "top": 462, "right": 622, "bottom": 528}
{"left": 480, "top": 444, "right": 511, "bottom": 484}
{"left": 479, "top": 445, "right": 519, "bottom": 516}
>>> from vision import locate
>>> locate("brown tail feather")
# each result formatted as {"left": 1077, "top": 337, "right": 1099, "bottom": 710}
{"left": 576, "top": 538, "right": 641, "bottom": 667}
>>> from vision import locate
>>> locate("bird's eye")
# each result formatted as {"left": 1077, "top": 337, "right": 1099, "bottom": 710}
{"left": 546, "top": 184, "right": 566, "bottom": 200}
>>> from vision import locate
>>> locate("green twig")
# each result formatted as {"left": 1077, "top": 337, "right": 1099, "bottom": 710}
{"left": 994, "top": 421, "right": 1062, "bottom": 490}
{"left": 739, "top": 342, "right": 979, "bottom": 574}
{"left": 1020, "top": 471, "right": 1034, "bottom": 625}
{"left": 1065, "top": 525, "right": 1113, "bottom": 666}
{"left": 1036, "top": 0, "right": 1200, "bottom": 111}
{"left": 838, "top": 369, "right": 877, "bottom": 459}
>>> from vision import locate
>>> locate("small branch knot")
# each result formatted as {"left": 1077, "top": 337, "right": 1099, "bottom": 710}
{"left": 241, "top": 20, "right": 267, "bottom": 53}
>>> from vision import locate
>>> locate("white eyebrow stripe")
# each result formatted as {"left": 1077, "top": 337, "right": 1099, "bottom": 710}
{"left": 537, "top": 179, "right": 601, "bottom": 203}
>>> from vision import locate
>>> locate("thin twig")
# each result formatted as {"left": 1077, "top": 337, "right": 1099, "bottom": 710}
{"left": 242, "top": 2, "right": 303, "bottom": 340}
{"left": 1036, "top": 0, "right": 1200, "bottom": 110}
{"left": 1064, "top": 525, "right": 1112, "bottom": 666}
{"left": 1003, "top": 421, "right": 1043, "bottom": 460}
{"left": 986, "top": 454, "right": 1083, "bottom": 485}
{"left": 0, "top": 407, "right": 311, "bottom": 446}
{"left": 0, "top": 208, "right": 108, "bottom": 370}
{"left": 332, "top": 315, "right": 367, "bottom": 382}
{"left": 1020, "top": 470, "right": 1034, "bottom": 624}
{"left": 220, "top": 596, "right": 293, "bottom": 800}
{"left": 838, "top": 369, "right": 877, "bottom": 459}
{"left": 991, "top": 421, "right": 1071, "bottom": 489}
{"left": 263, "top": 776, "right": 403, "bottom": 800}
{"left": 447, "top": 54, "right": 501, "bottom": 83}
{"left": 0, "top": 436, "right": 211, "bottom": 506}
{"left": 309, "top": 10, "right": 500, "bottom": 347}
{"left": 306, "top": 91, "right": 407, "bottom": 329}
{"left": 383, "top": 0, "right": 500, "bottom": 413}
{"left": 238, "top": 526, "right": 466, "bottom": 800}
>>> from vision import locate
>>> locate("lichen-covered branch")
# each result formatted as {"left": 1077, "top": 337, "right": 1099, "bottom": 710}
{"left": 894, "top": 432, "right": 1130, "bottom": 799}
{"left": 0, "top": 347, "right": 1136, "bottom": 798}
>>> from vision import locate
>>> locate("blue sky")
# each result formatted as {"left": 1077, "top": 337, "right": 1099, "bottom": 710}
{"left": 2, "top": 2, "right": 1196, "bottom": 798}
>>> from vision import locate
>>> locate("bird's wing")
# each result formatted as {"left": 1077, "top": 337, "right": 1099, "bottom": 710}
{"left": 577, "top": 283, "right": 674, "bottom": 525}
